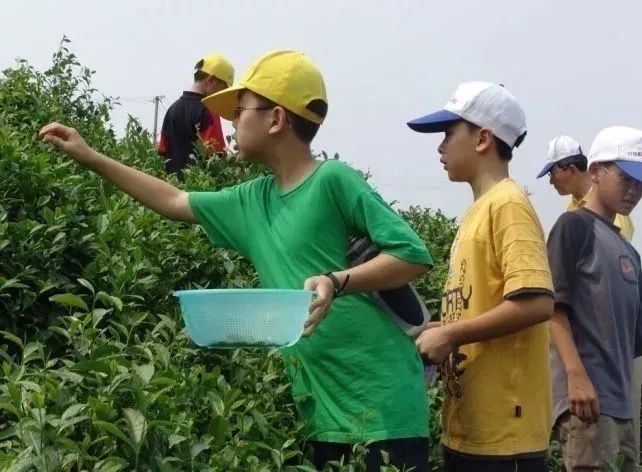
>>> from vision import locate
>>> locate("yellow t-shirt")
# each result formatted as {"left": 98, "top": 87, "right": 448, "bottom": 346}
{"left": 567, "top": 189, "right": 635, "bottom": 242}
{"left": 441, "top": 179, "right": 554, "bottom": 457}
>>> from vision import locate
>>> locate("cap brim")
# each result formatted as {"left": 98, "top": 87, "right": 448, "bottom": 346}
{"left": 202, "top": 85, "right": 245, "bottom": 121}
{"left": 536, "top": 162, "right": 555, "bottom": 179}
{"left": 407, "top": 109, "right": 462, "bottom": 133}
{"left": 615, "top": 160, "right": 642, "bottom": 183}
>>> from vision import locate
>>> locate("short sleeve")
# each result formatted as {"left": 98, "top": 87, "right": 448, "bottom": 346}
{"left": 351, "top": 192, "right": 433, "bottom": 266}
{"left": 546, "top": 211, "right": 590, "bottom": 308}
{"left": 324, "top": 162, "right": 432, "bottom": 266}
{"left": 491, "top": 200, "right": 554, "bottom": 298}
{"left": 188, "top": 180, "right": 260, "bottom": 258}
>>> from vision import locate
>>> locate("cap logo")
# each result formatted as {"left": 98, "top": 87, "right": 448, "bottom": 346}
{"left": 449, "top": 97, "right": 458, "bottom": 104}
{"left": 628, "top": 151, "right": 642, "bottom": 157}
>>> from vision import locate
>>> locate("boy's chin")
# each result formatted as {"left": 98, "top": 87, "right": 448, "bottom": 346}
{"left": 237, "top": 149, "right": 264, "bottom": 164}
{"left": 614, "top": 203, "right": 637, "bottom": 216}
{"left": 609, "top": 196, "right": 641, "bottom": 216}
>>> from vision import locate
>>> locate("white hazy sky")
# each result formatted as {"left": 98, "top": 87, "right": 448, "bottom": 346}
{"left": 2, "top": 0, "right": 640, "bottom": 248}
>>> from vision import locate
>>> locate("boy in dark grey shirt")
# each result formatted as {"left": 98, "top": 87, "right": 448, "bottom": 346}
{"left": 547, "top": 126, "right": 642, "bottom": 471}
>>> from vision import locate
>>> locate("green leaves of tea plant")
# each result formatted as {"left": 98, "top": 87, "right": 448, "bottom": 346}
{"left": 49, "top": 293, "right": 88, "bottom": 312}
{"left": 0, "top": 39, "right": 456, "bottom": 471}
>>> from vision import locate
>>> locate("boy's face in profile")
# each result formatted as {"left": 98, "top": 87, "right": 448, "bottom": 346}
{"left": 438, "top": 121, "right": 479, "bottom": 183}
{"left": 232, "top": 91, "right": 274, "bottom": 163}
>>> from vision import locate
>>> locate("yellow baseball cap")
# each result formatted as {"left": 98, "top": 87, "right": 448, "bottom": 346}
{"left": 198, "top": 53, "right": 234, "bottom": 88}
{"left": 202, "top": 50, "right": 328, "bottom": 124}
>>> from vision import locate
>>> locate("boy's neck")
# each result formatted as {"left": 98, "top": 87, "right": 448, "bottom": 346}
{"left": 584, "top": 190, "right": 617, "bottom": 223}
{"left": 469, "top": 159, "right": 510, "bottom": 201}
{"left": 190, "top": 82, "right": 206, "bottom": 95}
{"left": 267, "top": 144, "right": 318, "bottom": 190}
{"left": 571, "top": 173, "right": 593, "bottom": 201}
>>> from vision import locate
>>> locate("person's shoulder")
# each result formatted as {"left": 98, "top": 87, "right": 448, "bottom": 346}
{"left": 552, "top": 209, "right": 592, "bottom": 234}
{"left": 242, "top": 173, "right": 274, "bottom": 191}
{"left": 314, "top": 159, "right": 370, "bottom": 186}
{"left": 489, "top": 179, "right": 531, "bottom": 205}
{"left": 484, "top": 180, "right": 537, "bottom": 220}
{"left": 164, "top": 97, "right": 181, "bottom": 114}
{"left": 317, "top": 159, "right": 362, "bottom": 176}
{"left": 165, "top": 93, "right": 197, "bottom": 115}
{"left": 211, "top": 174, "right": 273, "bottom": 198}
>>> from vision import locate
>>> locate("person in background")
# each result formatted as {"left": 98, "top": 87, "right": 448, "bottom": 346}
{"left": 536, "top": 135, "right": 634, "bottom": 240}
{"left": 537, "top": 134, "right": 641, "bottom": 460}
{"left": 157, "top": 53, "right": 234, "bottom": 174}
{"left": 547, "top": 126, "right": 642, "bottom": 471}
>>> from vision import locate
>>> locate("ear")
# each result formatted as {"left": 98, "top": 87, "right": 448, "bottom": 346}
{"left": 588, "top": 162, "right": 601, "bottom": 184}
{"left": 475, "top": 128, "right": 493, "bottom": 153}
{"left": 267, "top": 106, "right": 290, "bottom": 136}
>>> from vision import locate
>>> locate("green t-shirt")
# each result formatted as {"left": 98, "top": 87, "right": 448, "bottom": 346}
{"left": 188, "top": 160, "right": 432, "bottom": 442}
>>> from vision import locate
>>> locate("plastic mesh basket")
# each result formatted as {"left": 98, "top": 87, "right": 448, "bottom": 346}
{"left": 173, "top": 289, "right": 313, "bottom": 348}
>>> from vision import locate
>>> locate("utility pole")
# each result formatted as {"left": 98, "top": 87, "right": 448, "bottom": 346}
{"left": 152, "top": 95, "right": 164, "bottom": 143}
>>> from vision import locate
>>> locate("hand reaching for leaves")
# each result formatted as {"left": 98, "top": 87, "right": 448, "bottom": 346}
{"left": 39, "top": 122, "right": 97, "bottom": 165}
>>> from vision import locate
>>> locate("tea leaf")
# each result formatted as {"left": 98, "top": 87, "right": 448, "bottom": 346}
{"left": 50, "top": 293, "right": 89, "bottom": 311}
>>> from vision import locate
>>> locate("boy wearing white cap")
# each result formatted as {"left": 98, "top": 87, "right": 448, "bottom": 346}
{"left": 539, "top": 134, "right": 641, "bottom": 461}
{"left": 547, "top": 126, "right": 642, "bottom": 471}
{"left": 407, "top": 82, "right": 554, "bottom": 471}
{"left": 537, "top": 135, "right": 634, "bottom": 240}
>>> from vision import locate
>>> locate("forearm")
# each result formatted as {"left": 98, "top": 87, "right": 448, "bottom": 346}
{"left": 551, "top": 306, "right": 587, "bottom": 375}
{"left": 443, "top": 294, "right": 553, "bottom": 346}
{"left": 84, "top": 149, "right": 193, "bottom": 222}
{"left": 333, "top": 253, "right": 427, "bottom": 293}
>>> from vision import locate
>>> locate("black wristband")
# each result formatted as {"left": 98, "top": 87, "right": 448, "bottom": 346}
{"left": 323, "top": 272, "right": 350, "bottom": 298}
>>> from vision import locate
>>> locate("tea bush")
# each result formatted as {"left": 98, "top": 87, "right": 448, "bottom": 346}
{"left": 0, "top": 39, "right": 462, "bottom": 471}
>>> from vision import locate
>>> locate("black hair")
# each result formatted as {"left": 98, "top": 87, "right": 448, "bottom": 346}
{"left": 555, "top": 153, "right": 588, "bottom": 172}
{"left": 464, "top": 121, "right": 526, "bottom": 161}
{"left": 194, "top": 59, "right": 209, "bottom": 82}
{"left": 255, "top": 95, "right": 328, "bottom": 144}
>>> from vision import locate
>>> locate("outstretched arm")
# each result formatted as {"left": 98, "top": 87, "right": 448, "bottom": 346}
{"left": 40, "top": 122, "right": 196, "bottom": 222}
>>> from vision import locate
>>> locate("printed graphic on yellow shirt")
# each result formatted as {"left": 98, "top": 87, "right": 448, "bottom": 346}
{"left": 441, "top": 250, "right": 471, "bottom": 399}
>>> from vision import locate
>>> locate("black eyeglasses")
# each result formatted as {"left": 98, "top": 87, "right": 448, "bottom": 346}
{"left": 232, "top": 106, "right": 274, "bottom": 119}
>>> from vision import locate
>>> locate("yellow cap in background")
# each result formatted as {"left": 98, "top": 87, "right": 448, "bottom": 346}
{"left": 198, "top": 53, "right": 234, "bottom": 88}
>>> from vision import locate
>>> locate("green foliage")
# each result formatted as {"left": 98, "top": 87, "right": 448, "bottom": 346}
{"left": 399, "top": 207, "right": 456, "bottom": 318}
{"left": 0, "top": 40, "right": 457, "bottom": 470}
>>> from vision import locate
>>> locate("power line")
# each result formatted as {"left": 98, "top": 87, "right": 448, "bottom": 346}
{"left": 116, "top": 96, "right": 154, "bottom": 104}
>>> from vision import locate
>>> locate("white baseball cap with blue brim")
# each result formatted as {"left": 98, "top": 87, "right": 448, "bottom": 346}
{"left": 407, "top": 81, "right": 527, "bottom": 148}
{"left": 536, "top": 135, "right": 585, "bottom": 178}
{"left": 588, "top": 126, "right": 642, "bottom": 182}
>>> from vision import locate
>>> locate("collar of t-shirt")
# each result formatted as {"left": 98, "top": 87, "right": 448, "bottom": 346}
{"left": 181, "top": 91, "right": 204, "bottom": 100}
{"left": 578, "top": 207, "right": 621, "bottom": 234}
